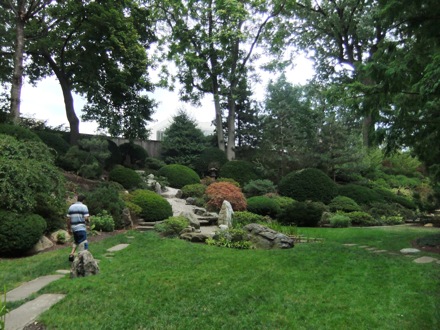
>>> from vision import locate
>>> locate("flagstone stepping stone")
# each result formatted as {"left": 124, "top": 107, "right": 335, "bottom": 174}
{"left": 373, "top": 250, "right": 387, "bottom": 253}
{"left": 413, "top": 256, "right": 438, "bottom": 264}
{"left": 400, "top": 248, "right": 421, "bottom": 254}
{"left": 107, "top": 243, "right": 130, "bottom": 252}
{"left": 365, "top": 248, "right": 377, "bottom": 251}
{"left": 56, "top": 270, "right": 70, "bottom": 275}
{"left": 6, "top": 275, "right": 64, "bottom": 302}
{"left": 359, "top": 246, "right": 369, "bottom": 248}
{"left": 5, "top": 294, "right": 65, "bottom": 330}
{"left": 343, "top": 244, "right": 357, "bottom": 246}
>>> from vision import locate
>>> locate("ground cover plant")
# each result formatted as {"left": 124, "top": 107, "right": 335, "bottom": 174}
{"left": 1, "top": 227, "right": 439, "bottom": 329}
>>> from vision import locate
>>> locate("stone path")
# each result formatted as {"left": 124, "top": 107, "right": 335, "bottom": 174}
{"left": 342, "top": 243, "right": 440, "bottom": 264}
{"left": 4, "top": 242, "right": 131, "bottom": 329}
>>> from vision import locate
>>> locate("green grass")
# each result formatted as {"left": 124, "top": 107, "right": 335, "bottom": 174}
{"left": 1, "top": 228, "right": 440, "bottom": 329}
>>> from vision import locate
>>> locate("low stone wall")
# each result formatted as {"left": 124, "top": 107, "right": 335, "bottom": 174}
{"left": 110, "top": 137, "right": 162, "bottom": 158}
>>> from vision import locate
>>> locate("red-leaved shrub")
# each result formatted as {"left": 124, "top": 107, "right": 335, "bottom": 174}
{"left": 205, "top": 182, "right": 247, "bottom": 212}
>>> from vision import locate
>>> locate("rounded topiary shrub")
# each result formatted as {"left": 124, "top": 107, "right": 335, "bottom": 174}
{"left": 181, "top": 183, "right": 206, "bottom": 199}
{"left": 328, "top": 196, "right": 361, "bottom": 212}
{"left": 346, "top": 211, "right": 378, "bottom": 226}
{"left": 243, "top": 179, "right": 277, "bottom": 197}
{"left": 278, "top": 168, "right": 338, "bottom": 204}
{"left": 338, "top": 184, "right": 381, "bottom": 205}
{"left": 219, "top": 160, "right": 259, "bottom": 186}
{"left": 265, "top": 195, "right": 295, "bottom": 218}
{"left": 193, "top": 147, "right": 228, "bottom": 176}
{"left": 329, "top": 214, "right": 351, "bottom": 228}
{"left": 35, "top": 130, "right": 71, "bottom": 157}
{"left": 205, "top": 182, "right": 247, "bottom": 212}
{"left": 105, "top": 139, "right": 122, "bottom": 170}
{"left": 158, "top": 164, "right": 200, "bottom": 189}
{"left": 109, "top": 165, "right": 143, "bottom": 190}
{"left": 119, "top": 142, "right": 149, "bottom": 169}
{"left": 373, "top": 188, "right": 417, "bottom": 210}
{"left": 0, "top": 211, "right": 46, "bottom": 256}
{"left": 246, "top": 196, "right": 280, "bottom": 219}
{"left": 233, "top": 211, "right": 267, "bottom": 227}
{"left": 86, "top": 182, "right": 126, "bottom": 229}
{"left": 129, "top": 189, "right": 173, "bottom": 221}
{"left": 154, "top": 216, "right": 190, "bottom": 237}
{"left": 278, "top": 201, "right": 325, "bottom": 227}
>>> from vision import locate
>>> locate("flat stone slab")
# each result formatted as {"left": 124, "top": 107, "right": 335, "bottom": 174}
{"left": 106, "top": 243, "right": 130, "bottom": 252}
{"left": 56, "top": 270, "right": 70, "bottom": 275}
{"left": 6, "top": 275, "right": 64, "bottom": 302}
{"left": 372, "top": 250, "right": 387, "bottom": 253}
{"left": 343, "top": 244, "right": 357, "bottom": 246}
{"left": 413, "top": 256, "right": 438, "bottom": 264}
{"left": 400, "top": 248, "right": 421, "bottom": 254}
{"left": 5, "top": 294, "right": 65, "bottom": 330}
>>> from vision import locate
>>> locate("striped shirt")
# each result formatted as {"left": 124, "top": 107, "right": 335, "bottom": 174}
{"left": 67, "top": 202, "right": 89, "bottom": 232}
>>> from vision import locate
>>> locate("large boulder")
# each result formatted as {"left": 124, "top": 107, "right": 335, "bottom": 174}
{"left": 180, "top": 211, "right": 200, "bottom": 229}
{"left": 180, "top": 231, "right": 210, "bottom": 243}
{"left": 243, "top": 223, "right": 294, "bottom": 249}
{"left": 71, "top": 250, "right": 100, "bottom": 278}
{"left": 29, "top": 236, "right": 53, "bottom": 254}
{"left": 218, "top": 200, "right": 234, "bottom": 228}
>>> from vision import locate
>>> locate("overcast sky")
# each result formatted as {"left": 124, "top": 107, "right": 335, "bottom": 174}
{"left": 20, "top": 54, "right": 314, "bottom": 137}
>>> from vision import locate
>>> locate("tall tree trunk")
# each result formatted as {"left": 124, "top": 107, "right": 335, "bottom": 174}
{"left": 42, "top": 52, "right": 80, "bottom": 144}
{"left": 362, "top": 113, "right": 372, "bottom": 147}
{"left": 10, "top": 2, "right": 26, "bottom": 124}
{"left": 213, "top": 91, "right": 225, "bottom": 152}
{"left": 226, "top": 95, "right": 236, "bottom": 160}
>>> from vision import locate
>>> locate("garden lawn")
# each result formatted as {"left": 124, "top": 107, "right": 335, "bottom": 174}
{"left": 1, "top": 227, "right": 439, "bottom": 329}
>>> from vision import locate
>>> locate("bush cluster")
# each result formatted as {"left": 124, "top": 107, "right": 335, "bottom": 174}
{"left": 345, "top": 211, "right": 378, "bottom": 226}
{"left": 232, "top": 211, "right": 267, "bottom": 228}
{"left": 0, "top": 211, "right": 47, "bottom": 256}
{"left": 219, "top": 160, "right": 259, "bottom": 186}
{"left": 129, "top": 189, "right": 172, "bottom": 221}
{"left": 35, "top": 130, "right": 70, "bottom": 158}
{"left": 329, "top": 214, "right": 351, "bottom": 228}
{"left": 90, "top": 211, "right": 115, "bottom": 232}
{"left": 109, "top": 165, "right": 143, "bottom": 190}
{"left": 181, "top": 183, "right": 206, "bottom": 199}
{"left": 338, "top": 184, "right": 381, "bottom": 205}
{"left": 278, "top": 201, "right": 326, "bottom": 227}
{"left": 278, "top": 168, "right": 337, "bottom": 204}
{"left": 207, "top": 228, "right": 253, "bottom": 249}
{"left": 243, "top": 179, "right": 277, "bottom": 197}
{"left": 119, "top": 142, "right": 149, "bottom": 169}
{"left": 328, "top": 196, "right": 361, "bottom": 212}
{"left": 0, "top": 123, "right": 41, "bottom": 141}
{"left": 154, "top": 216, "right": 189, "bottom": 237}
{"left": 205, "top": 182, "right": 247, "bottom": 212}
{"left": 158, "top": 164, "right": 200, "bottom": 189}
{"left": 246, "top": 196, "right": 280, "bottom": 219}
{"left": 193, "top": 147, "right": 228, "bottom": 177}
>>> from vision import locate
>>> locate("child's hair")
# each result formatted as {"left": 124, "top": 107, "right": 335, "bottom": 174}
{"left": 77, "top": 195, "right": 86, "bottom": 202}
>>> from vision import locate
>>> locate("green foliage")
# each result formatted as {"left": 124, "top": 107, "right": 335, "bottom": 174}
{"left": 367, "top": 202, "right": 415, "bottom": 221}
{"left": 154, "top": 216, "right": 189, "bottom": 237}
{"left": 207, "top": 228, "right": 253, "bottom": 249}
{"left": 181, "top": 183, "right": 206, "bottom": 199}
{"left": 216, "top": 177, "right": 241, "bottom": 187}
{"left": 219, "top": 160, "right": 259, "bottom": 186}
{"left": 35, "top": 130, "right": 71, "bottom": 157}
{"left": 265, "top": 194, "right": 296, "bottom": 216}
{"left": 232, "top": 211, "right": 267, "bottom": 228}
{"left": 345, "top": 212, "right": 378, "bottom": 227}
{"left": 338, "top": 184, "right": 381, "bottom": 205}
{"left": 90, "top": 211, "right": 115, "bottom": 232}
{"left": 0, "top": 211, "right": 46, "bottom": 256}
{"left": 129, "top": 189, "right": 172, "bottom": 221}
{"left": 161, "top": 110, "right": 207, "bottom": 166}
{"left": 278, "top": 201, "right": 326, "bottom": 227}
{"left": 1, "top": 285, "right": 7, "bottom": 329}
{"left": 205, "top": 182, "right": 247, "bottom": 212}
{"left": 119, "top": 142, "right": 149, "bottom": 169}
{"left": 0, "top": 123, "right": 41, "bottom": 141}
{"left": 105, "top": 139, "right": 123, "bottom": 170}
{"left": 329, "top": 214, "right": 351, "bottom": 228}
{"left": 373, "top": 187, "right": 417, "bottom": 210}
{"left": 56, "top": 231, "right": 67, "bottom": 244}
{"left": 328, "top": 196, "right": 361, "bottom": 212}
{"left": 278, "top": 168, "right": 338, "bottom": 204}
{"left": 380, "top": 215, "right": 404, "bottom": 226}
{"left": 144, "top": 157, "right": 166, "bottom": 170}
{"left": 109, "top": 165, "right": 143, "bottom": 190}
{"left": 0, "top": 135, "right": 66, "bottom": 216}
{"left": 86, "top": 183, "right": 125, "bottom": 229}
{"left": 243, "top": 179, "right": 277, "bottom": 197}
{"left": 246, "top": 196, "right": 280, "bottom": 219}
{"left": 193, "top": 147, "right": 228, "bottom": 176}
{"left": 158, "top": 164, "right": 200, "bottom": 189}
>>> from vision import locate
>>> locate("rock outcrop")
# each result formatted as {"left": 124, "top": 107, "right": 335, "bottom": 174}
{"left": 244, "top": 223, "right": 294, "bottom": 249}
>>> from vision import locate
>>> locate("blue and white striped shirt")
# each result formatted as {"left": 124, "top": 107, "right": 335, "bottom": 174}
{"left": 67, "top": 202, "right": 89, "bottom": 232}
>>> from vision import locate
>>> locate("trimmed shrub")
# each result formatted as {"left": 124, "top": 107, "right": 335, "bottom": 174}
{"left": 193, "top": 147, "right": 228, "bottom": 176}
{"left": 109, "top": 165, "right": 143, "bottom": 190}
{"left": 105, "top": 139, "right": 122, "bottom": 170}
{"left": 207, "top": 228, "right": 253, "bottom": 249}
{"left": 205, "top": 182, "right": 247, "bottom": 212}
{"left": 154, "top": 216, "right": 189, "bottom": 237}
{"left": 200, "top": 176, "right": 216, "bottom": 186}
{"left": 129, "top": 189, "right": 172, "bottom": 221}
{"left": 278, "top": 168, "right": 338, "bottom": 204}
{"left": 58, "top": 146, "right": 91, "bottom": 172}
{"left": 0, "top": 133, "right": 55, "bottom": 163}
{"left": 35, "top": 130, "right": 70, "bottom": 157}
{"left": 233, "top": 211, "right": 267, "bottom": 228}
{"left": 86, "top": 183, "right": 126, "bottom": 229}
{"left": 265, "top": 194, "right": 296, "bottom": 218}
{"left": 329, "top": 214, "right": 351, "bottom": 228}
{"left": 328, "top": 196, "right": 361, "bottom": 212}
{"left": 367, "top": 202, "right": 413, "bottom": 220}
{"left": 338, "top": 184, "right": 382, "bottom": 205}
{"left": 0, "top": 123, "right": 41, "bottom": 141}
{"left": 246, "top": 196, "right": 280, "bottom": 219}
{"left": 278, "top": 201, "right": 326, "bottom": 227}
{"left": 119, "top": 142, "right": 149, "bottom": 169}
{"left": 181, "top": 183, "right": 206, "bottom": 199}
{"left": 90, "top": 211, "right": 115, "bottom": 232}
{"left": 345, "top": 211, "right": 378, "bottom": 226}
{"left": 158, "top": 164, "right": 200, "bottom": 189}
{"left": 219, "top": 160, "right": 259, "bottom": 186}
{"left": 373, "top": 187, "right": 417, "bottom": 210}
{"left": 243, "top": 179, "right": 277, "bottom": 197}
{"left": 380, "top": 215, "right": 404, "bottom": 225}
{"left": 216, "top": 177, "right": 241, "bottom": 187}
{"left": 0, "top": 211, "right": 46, "bottom": 256}
{"left": 145, "top": 157, "right": 166, "bottom": 170}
